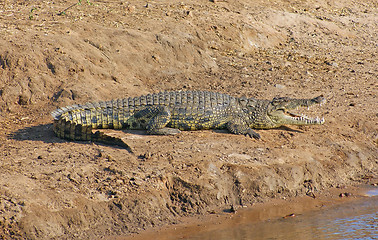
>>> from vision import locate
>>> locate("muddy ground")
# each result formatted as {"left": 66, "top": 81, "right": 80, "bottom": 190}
{"left": 0, "top": 0, "right": 377, "bottom": 239}
{"left": 120, "top": 185, "right": 378, "bottom": 240}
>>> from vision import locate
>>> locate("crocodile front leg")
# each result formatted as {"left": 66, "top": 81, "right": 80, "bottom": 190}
{"left": 133, "top": 105, "right": 181, "bottom": 135}
{"left": 226, "top": 118, "right": 261, "bottom": 139}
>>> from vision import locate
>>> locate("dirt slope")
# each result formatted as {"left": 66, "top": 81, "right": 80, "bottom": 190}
{"left": 0, "top": 0, "right": 377, "bottom": 239}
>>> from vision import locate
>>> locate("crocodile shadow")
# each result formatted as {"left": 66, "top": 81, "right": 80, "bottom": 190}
{"left": 10, "top": 124, "right": 303, "bottom": 151}
{"left": 9, "top": 124, "right": 137, "bottom": 153}
{"left": 9, "top": 124, "right": 58, "bottom": 144}
{"left": 275, "top": 126, "right": 304, "bottom": 133}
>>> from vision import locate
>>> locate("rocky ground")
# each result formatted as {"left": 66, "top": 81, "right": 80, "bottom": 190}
{"left": 0, "top": 0, "right": 377, "bottom": 239}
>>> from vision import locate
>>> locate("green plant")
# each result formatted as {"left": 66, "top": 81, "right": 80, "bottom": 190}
{"left": 29, "top": 7, "right": 37, "bottom": 20}
{"left": 78, "top": 0, "right": 92, "bottom": 5}
{"left": 58, "top": 0, "right": 92, "bottom": 16}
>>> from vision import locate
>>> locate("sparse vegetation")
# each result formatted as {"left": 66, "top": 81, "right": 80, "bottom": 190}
{"left": 28, "top": 7, "right": 37, "bottom": 20}
{"left": 58, "top": 0, "right": 92, "bottom": 16}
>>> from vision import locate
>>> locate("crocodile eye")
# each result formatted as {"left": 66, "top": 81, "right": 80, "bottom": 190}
{"left": 272, "top": 97, "right": 289, "bottom": 105}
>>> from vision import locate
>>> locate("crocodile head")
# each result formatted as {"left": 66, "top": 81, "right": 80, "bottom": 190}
{"left": 247, "top": 95, "right": 326, "bottom": 129}
{"left": 264, "top": 95, "right": 326, "bottom": 128}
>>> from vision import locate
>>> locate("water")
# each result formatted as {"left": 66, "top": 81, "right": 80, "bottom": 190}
{"left": 185, "top": 193, "right": 378, "bottom": 240}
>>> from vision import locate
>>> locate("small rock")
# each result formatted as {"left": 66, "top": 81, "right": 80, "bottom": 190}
{"left": 18, "top": 94, "right": 29, "bottom": 105}
{"left": 339, "top": 192, "right": 352, "bottom": 197}
{"left": 275, "top": 84, "right": 286, "bottom": 89}
{"left": 138, "top": 151, "right": 152, "bottom": 160}
{"left": 130, "top": 177, "right": 144, "bottom": 186}
{"left": 106, "top": 155, "right": 114, "bottom": 161}
{"left": 126, "top": 5, "right": 136, "bottom": 12}
{"left": 283, "top": 213, "right": 296, "bottom": 218}
{"left": 152, "top": 55, "right": 160, "bottom": 62}
{"left": 185, "top": 10, "right": 193, "bottom": 17}
{"left": 230, "top": 204, "right": 237, "bottom": 213}
{"left": 324, "top": 61, "right": 338, "bottom": 67}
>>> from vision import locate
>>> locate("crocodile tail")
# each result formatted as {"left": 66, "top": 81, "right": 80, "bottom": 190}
{"left": 51, "top": 100, "right": 133, "bottom": 152}
{"left": 51, "top": 99, "right": 129, "bottom": 129}
{"left": 51, "top": 103, "right": 94, "bottom": 140}
{"left": 92, "top": 130, "right": 133, "bottom": 153}
{"left": 52, "top": 118, "right": 93, "bottom": 141}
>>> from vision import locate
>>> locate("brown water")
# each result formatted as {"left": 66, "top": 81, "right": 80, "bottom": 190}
{"left": 184, "top": 189, "right": 378, "bottom": 240}
{"left": 119, "top": 188, "right": 378, "bottom": 240}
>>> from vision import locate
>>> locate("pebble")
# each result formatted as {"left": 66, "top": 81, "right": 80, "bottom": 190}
{"left": 275, "top": 84, "right": 286, "bottom": 89}
{"left": 339, "top": 192, "right": 352, "bottom": 197}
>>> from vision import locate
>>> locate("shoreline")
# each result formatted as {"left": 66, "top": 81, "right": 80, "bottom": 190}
{"left": 0, "top": 0, "right": 376, "bottom": 238}
{"left": 118, "top": 184, "right": 378, "bottom": 240}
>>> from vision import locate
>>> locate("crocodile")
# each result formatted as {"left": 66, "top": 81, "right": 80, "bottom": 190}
{"left": 51, "top": 90, "right": 325, "bottom": 149}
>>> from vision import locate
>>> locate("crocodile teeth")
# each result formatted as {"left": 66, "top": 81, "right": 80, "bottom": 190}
{"left": 292, "top": 115, "right": 325, "bottom": 124}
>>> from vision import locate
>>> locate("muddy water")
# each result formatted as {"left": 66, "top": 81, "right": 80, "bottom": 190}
{"left": 120, "top": 187, "right": 378, "bottom": 240}
{"left": 185, "top": 190, "right": 378, "bottom": 240}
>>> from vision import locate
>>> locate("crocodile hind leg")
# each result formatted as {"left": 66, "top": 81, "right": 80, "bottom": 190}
{"left": 133, "top": 105, "right": 181, "bottom": 135}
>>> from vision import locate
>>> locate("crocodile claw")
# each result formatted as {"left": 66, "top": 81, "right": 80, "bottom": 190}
{"left": 247, "top": 129, "right": 261, "bottom": 139}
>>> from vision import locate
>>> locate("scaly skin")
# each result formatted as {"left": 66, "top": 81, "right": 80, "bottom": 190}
{"left": 51, "top": 91, "right": 325, "bottom": 147}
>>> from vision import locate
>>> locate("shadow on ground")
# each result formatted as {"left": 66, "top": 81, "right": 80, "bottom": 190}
{"left": 9, "top": 124, "right": 59, "bottom": 143}
{"left": 9, "top": 124, "right": 137, "bottom": 153}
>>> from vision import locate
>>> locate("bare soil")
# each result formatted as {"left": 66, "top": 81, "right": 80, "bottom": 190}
{"left": 0, "top": 0, "right": 377, "bottom": 239}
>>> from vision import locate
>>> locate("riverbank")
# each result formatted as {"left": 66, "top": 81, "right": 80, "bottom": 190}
{"left": 0, "top": 0, "right": 377, "bottom": 239}
{"left": 119, "top": 184, "right": 378, "bottom": 240}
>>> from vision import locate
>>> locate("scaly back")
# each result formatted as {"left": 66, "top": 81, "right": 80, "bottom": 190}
{"left": 51, "top": 91, "right": 237, "bottom": 140}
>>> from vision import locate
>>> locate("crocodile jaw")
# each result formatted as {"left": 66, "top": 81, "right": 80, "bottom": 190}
{"left": 274, "top": 110, "right": 325, "bottom": 125}
{"left": 266, "top": 95, "right": 326, "bottom": 127}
